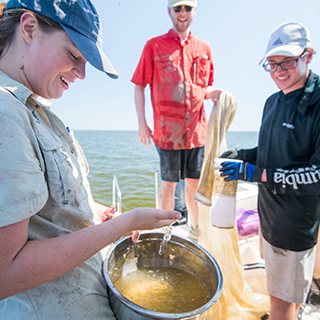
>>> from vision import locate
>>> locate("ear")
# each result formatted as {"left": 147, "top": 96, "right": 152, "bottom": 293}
{"left": 20, "top": 12, "right": 39, "bottom": 45}
{"left": 306, "top": 48, "right": 314, "bottom": 64}
{"left": 167, "top": 7, "right": 172, "bottom": 18}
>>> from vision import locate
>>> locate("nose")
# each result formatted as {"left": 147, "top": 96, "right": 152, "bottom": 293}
{"left": 273, "top": 64, "right": 286, "bottom": 74}
{"left": 180, "top": 6, "right": 187, "bottom": 13}
{"left": 73, "top": 60, "right": 86, "bottom": 80}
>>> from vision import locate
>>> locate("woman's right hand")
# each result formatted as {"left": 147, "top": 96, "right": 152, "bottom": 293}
{"left": 121, "top": 208, "right": 181, "bottom": 242}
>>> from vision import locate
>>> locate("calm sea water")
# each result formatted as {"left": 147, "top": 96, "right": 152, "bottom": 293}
{"left": 74, "top": 131, "right": 259, "bottom": 212}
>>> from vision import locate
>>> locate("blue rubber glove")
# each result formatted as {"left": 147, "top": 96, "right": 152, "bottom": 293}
{"left": 220, "top": 161, "right": 259, "bottom": 182}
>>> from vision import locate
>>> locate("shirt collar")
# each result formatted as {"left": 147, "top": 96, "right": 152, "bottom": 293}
{"left": 168, "top": 29, "right": 193, "bottom": 44}
{"left": 0, "top": 70, "right": 51, "bottom": 109}
{"left": 296, "top": 70, "right": 319, "bottom": 115}
{"left": 280, "top": 70, "right": 319, "bottom": 116}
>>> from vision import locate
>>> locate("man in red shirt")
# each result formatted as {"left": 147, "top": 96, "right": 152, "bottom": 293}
{"left": 131, "top": 0, "right": 221, "bottom": 232}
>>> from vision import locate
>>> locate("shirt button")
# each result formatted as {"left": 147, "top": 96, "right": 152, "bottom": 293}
{"left": 67, "top": 189, "right": 71, "bottom": 194}
{"left": 70, "top": 148, "right": 75, "bottom": 153}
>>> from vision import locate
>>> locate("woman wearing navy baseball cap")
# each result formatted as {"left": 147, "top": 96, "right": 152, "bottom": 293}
{"left": 0, "top": 1, "right": 181, "bottom": 319}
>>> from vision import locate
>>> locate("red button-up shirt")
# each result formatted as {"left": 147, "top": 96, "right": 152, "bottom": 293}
{"left": 131, "top": 29, "right": 214, "bottom": 150}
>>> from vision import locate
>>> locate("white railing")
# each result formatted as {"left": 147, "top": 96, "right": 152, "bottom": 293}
{"left": 155, "top": 171, "right": 160, "bottom": 209}
{"left": 112, "top": 175, "right": 122, "bottom": 213}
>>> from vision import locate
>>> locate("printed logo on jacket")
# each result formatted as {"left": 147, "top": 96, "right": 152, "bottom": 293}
{"left": 274, "top": 165, "right": 320, "bottom": 189}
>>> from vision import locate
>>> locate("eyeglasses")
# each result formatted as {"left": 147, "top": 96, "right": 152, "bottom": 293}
{"left": 263, "top": 52, "right": 308, "bottom": 72}
{"left": 173, "top": 5, "right": 193, "bottom": 12}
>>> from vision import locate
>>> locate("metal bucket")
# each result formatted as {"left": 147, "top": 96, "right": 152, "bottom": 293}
{"left": 103, "top": 232, "right": 223, "bottom": 320}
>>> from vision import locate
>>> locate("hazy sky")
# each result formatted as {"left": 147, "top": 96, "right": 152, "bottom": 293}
{"left": 51, "top": 0, "right": 320, "bottom": 132}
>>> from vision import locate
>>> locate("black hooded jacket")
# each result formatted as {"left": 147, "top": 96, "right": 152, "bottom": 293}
{"left": 239, "top": 70, "right": 320, "bottom": 251}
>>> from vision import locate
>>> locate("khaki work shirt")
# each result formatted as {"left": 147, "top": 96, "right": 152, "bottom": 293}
{"left": 0, "top": 72, "right": 115, "bottom": 319}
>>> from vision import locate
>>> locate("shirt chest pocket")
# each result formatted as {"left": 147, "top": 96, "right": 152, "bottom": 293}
{"left": 36, "top": 132, "right": 80, "bottom": 204}
{"left": 193, "top": 56, "right": 211, "bottom": 87}
{"left": 155, "top": 57, "right": 181, "bottom": 84}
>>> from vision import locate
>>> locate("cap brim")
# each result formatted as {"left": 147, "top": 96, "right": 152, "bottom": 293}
{"left": 170, "top": 1, "right": 197, "bottom": 7}
{"left": 259, "top": 45, "right": 305, "bottom": 65}
{"left": 61, "top": 25, "right": 119, "bottom": 79}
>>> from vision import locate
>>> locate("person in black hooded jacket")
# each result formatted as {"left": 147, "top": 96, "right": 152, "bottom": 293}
{"left": 219, "top": 22, "right": 320, "bottom": 320}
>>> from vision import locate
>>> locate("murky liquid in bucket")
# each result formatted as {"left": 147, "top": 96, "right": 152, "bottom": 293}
{"left": 114, "top": 266, "right": 211, "bottom": 313}
{"left": 158, "top": 225, "right": 172, "bottom": 255}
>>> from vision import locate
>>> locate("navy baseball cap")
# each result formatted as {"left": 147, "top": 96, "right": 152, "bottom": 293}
{"left": 5, "top": 0, "right": 119, "bottom": 79}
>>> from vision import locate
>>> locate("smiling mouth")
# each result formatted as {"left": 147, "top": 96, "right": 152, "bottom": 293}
{"left": 61, "top": 76, "right": 71, "bottom": 85}
{"left": 277, "top": 76, "right": 288, "bottom": 81}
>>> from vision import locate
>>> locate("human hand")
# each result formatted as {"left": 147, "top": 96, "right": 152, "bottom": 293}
{"left": 131, "top": 230, "right": 141, "bottom": 243}
{"left": 138, "top": 123, "right": 153, "bottom": 147}
{"left": 206, "top": 88, "right": 222, "bottom": 103}
{"left": 220, "top": 161, "right": 258, "bottom": 182}
{"left": 101, "top": 206, "right": 118, "bottom": 222}
{"left": 211, "top": 89, "right": 222, "bottom": 102}
{"left": 219, "top": 150, "right": 239, "bottom": 159}
{"left": 123, "top": 208, "right": 181, "bottom": 242}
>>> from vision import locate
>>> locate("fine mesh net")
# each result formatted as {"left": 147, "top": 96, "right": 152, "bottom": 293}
{"left": 197, "top": 91, "right": 270, "bottom": 319}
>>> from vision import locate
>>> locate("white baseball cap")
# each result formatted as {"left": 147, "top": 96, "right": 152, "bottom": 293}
{"left": 168, "top": 0, "right": 197, "bottom": 8}
{"left": 259, "top": 21, "right": 311, "bottom": 64}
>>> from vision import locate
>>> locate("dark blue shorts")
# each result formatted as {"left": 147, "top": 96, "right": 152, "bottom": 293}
{"left": 156, "top": 146, "right": 204, "bottom": 182}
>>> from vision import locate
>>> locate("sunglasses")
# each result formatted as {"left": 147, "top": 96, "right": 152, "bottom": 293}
{"left": 173, "top": 5, "right": 193, "bottom": 12}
